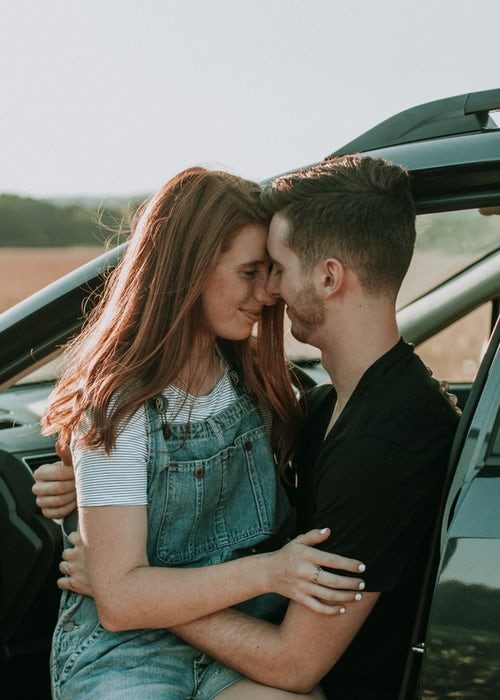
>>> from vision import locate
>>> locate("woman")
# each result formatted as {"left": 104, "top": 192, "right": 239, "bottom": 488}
{"left": 37, "top": 166, "right": 365, "bottom": 699}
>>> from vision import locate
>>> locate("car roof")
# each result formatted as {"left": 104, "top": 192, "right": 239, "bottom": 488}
{"left": 262, "top": 89, "right": 500, "bottom": 210}
{"left": 330, "top": 88, "right": 500, "bottom": 157}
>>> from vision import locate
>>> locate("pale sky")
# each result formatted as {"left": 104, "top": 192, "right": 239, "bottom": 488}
{"left": 1, "top": 0, "right": 499, "bottom": 198}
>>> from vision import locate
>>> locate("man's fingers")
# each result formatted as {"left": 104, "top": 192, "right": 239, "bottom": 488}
{"left": 67, "top": 531, "right": 83, "bottom": 547}
{"left": 32, "top": 480, "right": 76, "bottom": 500}
{"left": 57, "top": 576, "right": 72, "bottom": 591}
{"left": 38, "top": 504, "right": 76, "bottom": 520}
{"left": 33, "top": 460, "right": 74, "bottom": 483}
{"left": 34, "top": 493, "right": 75, "bottom": 511}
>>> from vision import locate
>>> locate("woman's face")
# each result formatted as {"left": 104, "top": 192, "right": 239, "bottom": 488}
{"left": 201, "top": 223, "right": 275, "bottom": 340}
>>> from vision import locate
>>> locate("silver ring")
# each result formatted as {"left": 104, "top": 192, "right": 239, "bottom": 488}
{"left": 312, "top": 565, "right": 321, "bottom": 585}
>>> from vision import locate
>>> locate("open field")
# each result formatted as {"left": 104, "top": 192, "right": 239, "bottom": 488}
{"left": 0, "top": 247, "right": 104, "bottom": 312}
{"left": 0, "top": 247, "right": 490, "bottom": 383}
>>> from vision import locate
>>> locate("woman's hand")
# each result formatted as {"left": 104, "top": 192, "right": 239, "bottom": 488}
{"left": 426, "top": 365, "right": 462, "bottom": 416}
{"left": 264, "top": 528, "right": 366, "bottom": 615}
{"left": 32, "top": 460, "right": 77, "bottom": 519}
{"left": 57, "top": 528, "right": 365, "bottom": 619}
{"left": 57, "top": 531, "right": 93, "bottom": 596}
{"left": 438, "top": 379, "right": 462, "bottom": 416}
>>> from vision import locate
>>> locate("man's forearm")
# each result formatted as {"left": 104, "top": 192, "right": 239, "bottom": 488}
{"left": 171, "top": 609, "right": 298, "bottom": 691}
{"left": 172, "top": 591, "right": 380, "bottom": 694}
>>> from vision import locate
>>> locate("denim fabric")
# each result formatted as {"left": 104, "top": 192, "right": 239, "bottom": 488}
{"left": 51, "top": 374, "right": 290, "bottom": 699}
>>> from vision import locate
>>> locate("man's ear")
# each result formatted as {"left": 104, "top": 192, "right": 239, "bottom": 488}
{"left": 318, "top": 258, "right": 345, "bottom": 300}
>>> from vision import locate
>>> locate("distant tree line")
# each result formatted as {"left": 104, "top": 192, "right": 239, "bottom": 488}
{"left": 0, "top": 194, "right": 144, "bottom": 247}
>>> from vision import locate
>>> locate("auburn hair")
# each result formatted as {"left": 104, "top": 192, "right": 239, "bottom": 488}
{"left": 41, "top": 167, "right": 302, "bottom": 471}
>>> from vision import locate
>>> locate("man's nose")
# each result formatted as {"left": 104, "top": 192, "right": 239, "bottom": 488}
{"left": 254, "top": 272, "right": 278, "bottom": 306}
{"left": 265, "top": 270, "right": 281, "bottom": 301}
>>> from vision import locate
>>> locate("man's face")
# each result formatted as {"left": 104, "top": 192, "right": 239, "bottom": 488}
{"left": 266, "top": 214, "right": 325, "bottom": 345}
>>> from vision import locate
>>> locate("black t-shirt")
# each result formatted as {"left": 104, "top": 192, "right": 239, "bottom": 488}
{"left": 296, "top": 339, "right": 459, "bottom": 700}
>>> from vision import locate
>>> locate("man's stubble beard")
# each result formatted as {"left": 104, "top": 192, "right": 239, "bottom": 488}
{"left": 287, "top": 281, "right": 325, "bottom": 344}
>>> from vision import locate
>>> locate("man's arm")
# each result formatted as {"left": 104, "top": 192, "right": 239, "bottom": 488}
{"left": 172, "top": 592, "right": 380, "bottom": 694}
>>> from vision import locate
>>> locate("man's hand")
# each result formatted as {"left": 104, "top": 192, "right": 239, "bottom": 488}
{"left": 58, "top": 530, "right": 93, "bottom": 596}
{"left": 32, "top": 460, "right": 76, "bottom": 519}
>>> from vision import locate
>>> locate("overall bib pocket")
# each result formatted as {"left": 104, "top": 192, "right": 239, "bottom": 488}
{"left": 155, "top": 425, "right": 284, "bottom": 565}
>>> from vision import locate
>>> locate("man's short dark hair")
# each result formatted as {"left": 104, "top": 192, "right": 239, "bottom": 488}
{"left": 261, "top": 154, "right": 417, "bottom": 297}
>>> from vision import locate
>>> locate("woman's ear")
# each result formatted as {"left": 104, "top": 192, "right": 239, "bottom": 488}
{"left": 319, "top": 258, "right": 345, "bottom": 300}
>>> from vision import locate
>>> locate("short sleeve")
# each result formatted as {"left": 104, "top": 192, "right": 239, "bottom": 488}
{"left": 72, "top": 404, "right": 148, "bottom": 506}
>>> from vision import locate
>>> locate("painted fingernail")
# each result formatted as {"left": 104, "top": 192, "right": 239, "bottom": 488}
{"left": 358, "top": 582, "right": 365, "bottom": 590}
{"left": 358, "top": 564, "right": 366, "bottom": 572}
{"left": 355, "top": 593, "right": 362, "bottom": 601}
{"left": 339, "top": 607, "right": 346, "bottom": 614}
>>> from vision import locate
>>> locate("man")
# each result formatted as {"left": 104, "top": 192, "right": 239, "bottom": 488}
{"left": 33, "top": 155, "right": 459, "bottom": 699}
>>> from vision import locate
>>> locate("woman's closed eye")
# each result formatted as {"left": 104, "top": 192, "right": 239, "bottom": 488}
{"left": 242, "top": 269, "right": 259, "bottom": 279}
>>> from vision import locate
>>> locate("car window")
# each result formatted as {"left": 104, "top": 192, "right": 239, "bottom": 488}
{"left": 398, "top": 207, "right": 500, "bottom": 309}
{"left": 14, "top": 357, "right": 63, "bottom": 385}
{"left": 416, "top": 302, "right": 494, "bottom": 383}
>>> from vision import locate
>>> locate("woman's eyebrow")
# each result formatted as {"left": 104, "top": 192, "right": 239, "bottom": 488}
{"left": 237, "top": 258, "right": 268, "bottom": 267}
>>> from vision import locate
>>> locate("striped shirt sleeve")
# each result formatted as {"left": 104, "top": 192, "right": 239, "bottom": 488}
{"left": 72, "top": 404, "right": 148, "bottom": 507}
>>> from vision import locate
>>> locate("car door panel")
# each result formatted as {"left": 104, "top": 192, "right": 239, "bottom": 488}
{"left": 417, "top": 322, "right": 500, "bottom": 698}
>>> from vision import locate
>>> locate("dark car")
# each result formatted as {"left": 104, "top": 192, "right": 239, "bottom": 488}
{"left": 1, "top": 89, "right": 499, "bottom": 698}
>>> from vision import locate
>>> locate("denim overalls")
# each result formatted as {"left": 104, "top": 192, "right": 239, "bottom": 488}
{"left": 51, "top": 367, "right": 291, "bottom": 699}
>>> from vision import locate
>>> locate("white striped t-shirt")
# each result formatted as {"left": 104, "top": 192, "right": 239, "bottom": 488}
{"left": 73, "top": 369, "right": 238, "bottom": 506}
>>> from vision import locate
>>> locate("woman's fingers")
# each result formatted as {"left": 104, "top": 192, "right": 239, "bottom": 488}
{"left": 309, "top": 583, "right": 363, "bottom": 603}
{"left": 314, "top": 567, "right": 365, "bottom": 590}
{"left": 297, "top": 527, "right": 332, "bottom": 546}
{"left": 297, "top": 529, "right": 366, "bottom": 575}
{"left": 316, "top": 550, "right": 366, "bottom": 575}
{"left": 296, "top": 593, "right": 348, "bottom": 616}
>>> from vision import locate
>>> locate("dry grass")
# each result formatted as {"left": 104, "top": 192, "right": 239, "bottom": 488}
{"left": 0, "top": 247, "right": 104, "bottom": 313}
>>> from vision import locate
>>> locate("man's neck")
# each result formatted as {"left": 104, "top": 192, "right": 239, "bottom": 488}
{"left": 320, "top": 304, "right": 400, "bottom": 413}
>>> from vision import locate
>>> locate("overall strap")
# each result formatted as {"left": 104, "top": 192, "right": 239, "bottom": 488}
{"left": 216, "top": 340, "right": 247, "bottom": 397}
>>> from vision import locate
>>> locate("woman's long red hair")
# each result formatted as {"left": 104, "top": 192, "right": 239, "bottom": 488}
{"left": 41, "top": 167, "right": 302, "bottom": 471}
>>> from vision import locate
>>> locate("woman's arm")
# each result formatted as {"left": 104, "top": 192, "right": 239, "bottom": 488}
{"left": 34, "top": 460, "right": 366, "bottom": 630}
{"left": 75, "top": 504, "right": 365, "bottom": 631}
